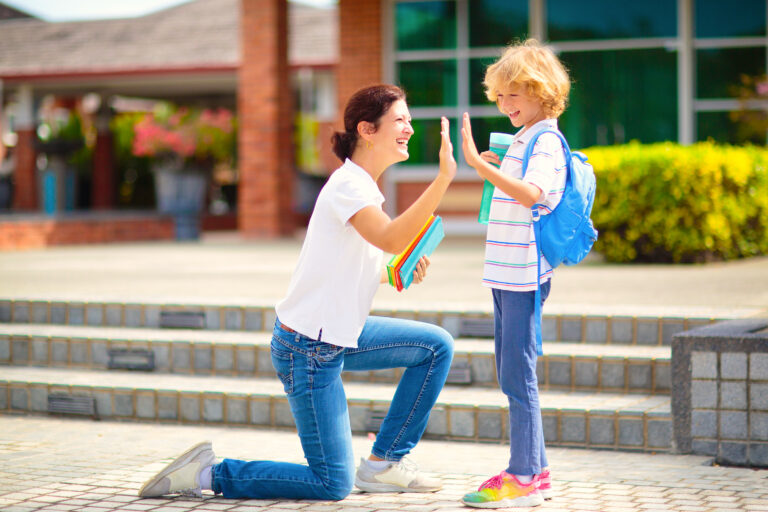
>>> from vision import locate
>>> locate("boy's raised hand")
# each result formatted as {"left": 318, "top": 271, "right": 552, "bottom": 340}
{"left": 439, "top": 116, "right": 457, "bottom": 180}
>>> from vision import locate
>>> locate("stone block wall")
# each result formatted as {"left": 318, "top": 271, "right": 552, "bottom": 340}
{"left": 672, "top": 319, "right": 768, "bottom": 466}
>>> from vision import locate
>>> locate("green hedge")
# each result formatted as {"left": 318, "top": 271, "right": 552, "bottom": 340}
{"left": 584, "top": 141, "right": 768, "bottom": 263}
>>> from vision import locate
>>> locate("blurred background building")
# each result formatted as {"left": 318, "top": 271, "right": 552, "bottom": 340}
{"left": 0, "top": 0, "right": 766, "bottom": 246}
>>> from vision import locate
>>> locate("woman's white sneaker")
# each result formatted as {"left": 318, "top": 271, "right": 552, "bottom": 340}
{"left": 354, "top": 457, "right": 442, "bottom": 493}
{"left": 138, "top": 441, "right": 216, "bottom": 498}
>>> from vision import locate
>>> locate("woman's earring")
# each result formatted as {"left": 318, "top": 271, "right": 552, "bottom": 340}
{"left": 366, "top": 140, "right": 372, "bottom": 149}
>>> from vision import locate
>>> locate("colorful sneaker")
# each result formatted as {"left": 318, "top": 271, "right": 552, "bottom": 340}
{"left": 462, "top": 471, "right": 543, "bottom": 508}
{"left": 138, "top": 441, "right": 216, "bottom": 498}
{"left": 535, "top": 469, "right": 554, "bottom": 500}
{"left": 354, "top": 457, "right": 442, "bottom": 493}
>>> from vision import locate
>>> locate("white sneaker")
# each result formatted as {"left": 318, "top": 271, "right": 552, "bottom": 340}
{"left": 354, "top": 457, "right": 442, "bottom": 493}
{"left": 138, "top": 441, "right": 216, "bottom": 498}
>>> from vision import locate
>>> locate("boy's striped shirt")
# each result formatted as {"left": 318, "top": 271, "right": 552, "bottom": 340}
{"left": 482, "top": 118, "right": 567, "bottom": 292}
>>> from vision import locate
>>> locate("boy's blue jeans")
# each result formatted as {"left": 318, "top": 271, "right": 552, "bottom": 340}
{"left": 492, "top": 280, "right": 550, "bottom": 476}
{"left": 211, "top": 315, "right": 454, "bottom": 500}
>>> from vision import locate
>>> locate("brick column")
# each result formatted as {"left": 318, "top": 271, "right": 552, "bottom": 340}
{"left": 91, "top": 107, "right": 114, "bottom": 209}
{"left": 337, "top": 0, "right": 383, "bottom": 113}
{"left": 337, "top": 0, "right": 385, "bottom": 197}
{"left": 12, "top": 85, "right": 37, "bottom": 211}
{"left": 12, "top": 129, "right": 36, "bottom": 211}
{"left": 238, "top": 0, "right": 295, "bottom": 237}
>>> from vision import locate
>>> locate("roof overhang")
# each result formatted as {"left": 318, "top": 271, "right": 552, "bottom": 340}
{"left": 1, "top": 65, "right": 238, "bottom": 100}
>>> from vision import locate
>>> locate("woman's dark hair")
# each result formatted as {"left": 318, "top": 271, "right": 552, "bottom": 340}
{"left": 331, "top": 84, "right": 406, "bottom": 161}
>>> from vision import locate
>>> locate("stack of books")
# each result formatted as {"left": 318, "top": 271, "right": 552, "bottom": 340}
{"left": 386, "top": 215, "right": 444, "bottom": 291}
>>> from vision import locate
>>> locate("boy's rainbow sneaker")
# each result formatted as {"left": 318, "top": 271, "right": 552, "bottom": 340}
{"left": 535, "top": 469, "right": 554, "bottom": 500}
{"left": 461, "top": 471, "right": 543, "bottom": 508}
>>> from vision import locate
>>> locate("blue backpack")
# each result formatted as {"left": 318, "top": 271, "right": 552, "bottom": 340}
{"left": 522, "top": 129, "right": 598, "bottom": 354}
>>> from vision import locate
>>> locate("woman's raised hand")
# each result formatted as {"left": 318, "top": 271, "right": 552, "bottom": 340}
{"left": 439, "top": 116, "right": 457, "bottom": 180}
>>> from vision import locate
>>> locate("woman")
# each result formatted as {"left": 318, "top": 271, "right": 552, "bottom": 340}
{"left": 139, "top": 84, "right": 457, "bottom": 501}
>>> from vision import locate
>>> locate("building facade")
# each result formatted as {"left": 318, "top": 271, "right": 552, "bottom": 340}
{"left": 2, "top": 0, "right": 767, "bottom": 240}
{"left": 371, "top": 0, "right": 768, "bottom": 231}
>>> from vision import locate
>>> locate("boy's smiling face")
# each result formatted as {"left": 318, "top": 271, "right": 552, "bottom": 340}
{"left": 496, "top": 83, "right": 546, "bottom": 131}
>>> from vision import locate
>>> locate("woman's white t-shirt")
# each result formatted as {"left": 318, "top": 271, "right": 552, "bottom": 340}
{"left": 275, "top": 158, "right": 385, "bottom": 348}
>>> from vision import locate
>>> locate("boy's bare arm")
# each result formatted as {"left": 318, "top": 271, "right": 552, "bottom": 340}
{"left": 461, "top": 113, "right": 541, "bottom": 208}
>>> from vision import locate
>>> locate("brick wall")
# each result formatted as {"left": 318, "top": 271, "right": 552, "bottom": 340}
{"left": 0, "top": 216, "right": 174, "bottom": 250}
{"left": 238, "top": 0, "right": 295, "bottom": 237}
{"left": 397, "top": 181, "right": 484, "bottom": 217}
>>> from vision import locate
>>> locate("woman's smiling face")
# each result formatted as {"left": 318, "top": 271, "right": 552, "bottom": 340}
{"left": 369, "top": 99, "right": 414, "bottom": 165}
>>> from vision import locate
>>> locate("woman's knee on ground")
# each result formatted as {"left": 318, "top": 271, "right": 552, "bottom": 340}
{"left": 317, "top": 472, "right": 354, "bottom": 501}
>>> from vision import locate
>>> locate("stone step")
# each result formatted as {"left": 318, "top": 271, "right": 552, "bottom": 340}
{"left": 0, "top": 366, "right": 672, "bottom": 453}
{"left": 1, "top": 323, "right": 671, "bottom": 394}
{"left": 0, "top": 298, "right": 723, "bottom": 346}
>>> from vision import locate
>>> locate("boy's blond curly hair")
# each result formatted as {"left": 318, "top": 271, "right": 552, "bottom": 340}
{"left": 484, "top": 39, "right": 570, "bottom": 119}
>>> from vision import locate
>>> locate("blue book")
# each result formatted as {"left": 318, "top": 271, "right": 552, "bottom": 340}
{"left": 399, "top": 216, "right": 445, "bottom": 290}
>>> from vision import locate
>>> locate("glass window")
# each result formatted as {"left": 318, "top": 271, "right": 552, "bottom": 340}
{"left": 402, "top": 118, "right": 458, "bottom": 165}
{"left": 558, "top": 48, "right": 678, "bottom": 148}
{"left": 547, "top": 0, "right": 676, "bottom": 40}
{"left": 697, "top": 47, "right": 766, "bottom": 98}
{"left": 395, "top": 1, "right": 456, "bottom": 50}
{"left": 695, "top": 0, "right": 766, "bottom": 38}
{"left": 469, "top": 57, "right": 498, "bottom": 105}
{"left": 397, "top": 60, "right": 458, "bottom": 107}
{"left": 468, "top": 0, "right": 528, "bottom": 47}
{"left": 697, "top": 111, "right": 766, "bottom": 144}
{"left": 470, "top": 116, "right": 517, "bottom": 147}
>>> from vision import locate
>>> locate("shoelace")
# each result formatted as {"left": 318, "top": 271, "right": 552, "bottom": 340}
{"left": 392, "top": 456, "right": 419, "bottom": 476}
{"left": 478, "top": 472, "right": 506, "bottom": 491}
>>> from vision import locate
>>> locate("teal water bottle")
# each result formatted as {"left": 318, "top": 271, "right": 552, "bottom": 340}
{"left": 478, "top": 132, "right": 515, "bottom": 224}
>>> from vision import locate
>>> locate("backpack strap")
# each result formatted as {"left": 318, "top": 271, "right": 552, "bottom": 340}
{"left": 520, "top": 128, "right": 572, "bottom": 356}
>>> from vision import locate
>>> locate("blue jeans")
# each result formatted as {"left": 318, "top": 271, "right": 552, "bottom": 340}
{"left": 211, "top": 315, "right": 454, "bottom": 500}
{"left": 492, "top": 280, "right": 550, "bottom": 476}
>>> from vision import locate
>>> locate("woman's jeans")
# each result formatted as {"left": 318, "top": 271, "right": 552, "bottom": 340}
{"left": 211, "top": 315, "right": 454, "bottom": 500}
{"left": 492, "top": 280, "right": 550, "bottom": 476}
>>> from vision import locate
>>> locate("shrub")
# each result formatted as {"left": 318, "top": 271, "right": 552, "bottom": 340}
{"left": 584, "top": 141, "right": 768, "bottom": 263}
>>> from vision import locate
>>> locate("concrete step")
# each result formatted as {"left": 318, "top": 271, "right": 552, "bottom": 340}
{"left": 1, "top": 323, "right": 671, "bottom": 394}
{"left": 0, "top": 366, "right": 672, "bottom": 453}
{"left": 0, "top": 298, "right": 723, "bottom": 346}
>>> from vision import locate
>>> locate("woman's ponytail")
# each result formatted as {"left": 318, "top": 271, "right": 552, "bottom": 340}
{"left": 331, "top": 131, "right": 356, "bottom": 161}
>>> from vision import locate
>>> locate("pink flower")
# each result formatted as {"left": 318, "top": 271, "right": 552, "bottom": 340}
{"left": 131, "top": 107, "right": 236, "bottom": 164}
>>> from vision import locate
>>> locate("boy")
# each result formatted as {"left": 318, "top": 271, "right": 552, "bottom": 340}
{"left": 460, "top": 39, "right": 571, "bottom": 508}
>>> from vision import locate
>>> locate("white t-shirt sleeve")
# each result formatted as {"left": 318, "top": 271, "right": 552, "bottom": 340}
{"left": 329, "top": 176, "right": 380, "bottom": 225}
{"left": 522, "top": 132, "right": 564, "bottom": 202}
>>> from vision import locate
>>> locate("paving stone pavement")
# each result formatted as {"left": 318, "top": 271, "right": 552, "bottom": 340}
{"left": 0, "top": 415, "right": 766, "bottom": 512}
